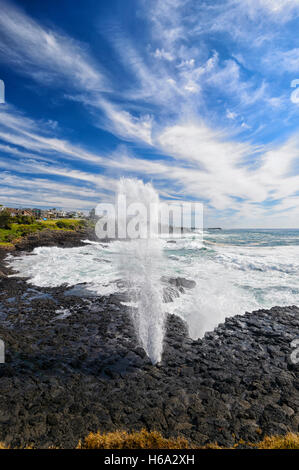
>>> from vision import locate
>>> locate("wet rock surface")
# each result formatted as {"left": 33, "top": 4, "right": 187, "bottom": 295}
{"left": 13, "top": 229, "right": 96, "bottom": 252}
{"left": 162, "top": 276, "right": 196, "bottom": 303}
{"left": 0, "top": 268, "right": 298, "bottom": 448}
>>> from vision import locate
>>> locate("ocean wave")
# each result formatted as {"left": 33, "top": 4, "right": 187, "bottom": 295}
{"left": 7, "top": 231, "right": 299, "bottom": 339}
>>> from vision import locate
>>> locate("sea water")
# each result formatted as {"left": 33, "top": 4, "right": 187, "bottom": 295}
{"left": 7, "top": 228, "right": 299, "bottom": 361}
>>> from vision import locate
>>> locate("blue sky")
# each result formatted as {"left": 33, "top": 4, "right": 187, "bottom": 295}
{"left": 1, "top": 0, "right": 299, "bottom": 227}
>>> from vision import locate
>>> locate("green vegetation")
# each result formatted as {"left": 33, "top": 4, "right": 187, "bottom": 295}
{"left": 0, "top": 213, "right": 88, "bottom": 244}
{"left": 0, "top": 242, "right": 14, "bottom": 248}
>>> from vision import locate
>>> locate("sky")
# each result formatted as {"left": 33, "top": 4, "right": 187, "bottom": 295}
{"left": 0, "top": 0, "right": 299, "bottom": 227}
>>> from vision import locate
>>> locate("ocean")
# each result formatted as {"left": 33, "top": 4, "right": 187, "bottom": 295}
{"left": 8, "top": 229, "right": 299, "bottom": 350}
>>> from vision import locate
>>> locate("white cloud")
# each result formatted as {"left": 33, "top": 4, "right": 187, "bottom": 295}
{"left": 0, "top": 105, "right": 105, "bottom": 164}
{"left": 146, "top": 0, "right": 187, "bottom": 51}
{"left": 0, "top": 167, "right": 113, "bottom": 210}
{"left": 2, "top": 104, "right": 299, "bottom": 224}
{"left": 244, "top": 0, "right": 299, "bottom": 16}
{"left": 264, "top": 48, "right": 299, "bottom": 73}
{"left": 153, "top": 48, "right": 174, "bottom": 61}
{"left": 0, "top": 156, "right": 114, "bottom": 190}
{"left": 99, "top": 99, "right": 153, "bottom": 145}
{"left": 226, "top": 110, "right": 237, "bottom": 120}
{"left": 0, "top": 2, "right": 155, "bottom": 146}
{"left": 1, "top": 173, "right": 101, "bottom": 199}
{"left": 0, "top": 0, "right": 299, "bottom": 225}
{"left": 0, "top": 192, "right": 98, "bottom": 211}
{"left": 0, "top": 1, "right": 106, "bottom": 91}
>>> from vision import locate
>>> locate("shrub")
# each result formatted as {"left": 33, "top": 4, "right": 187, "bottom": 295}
{"left": 56, "top": 220, "right": 67, "bottom": 229}
{"left": 15, "top": 215, "right": 35, "bottom": 225}
{"left": 56, "top": 220, "right": 75, "bottom": 230}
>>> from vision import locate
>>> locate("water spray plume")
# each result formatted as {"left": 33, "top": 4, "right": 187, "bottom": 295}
{"left": 117, "top": 178, "right": 165, "bottom": 364}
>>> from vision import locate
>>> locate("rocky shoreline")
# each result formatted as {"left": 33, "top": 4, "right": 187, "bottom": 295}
{"left": 0, "top": 234, "right": 298, "bottom": 448}
{"left": 0, "top": 228, "right": 96, "bottom": 278}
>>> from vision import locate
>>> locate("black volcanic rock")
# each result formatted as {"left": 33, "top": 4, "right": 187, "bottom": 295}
{"left": 161, "top": 276, "right": 196, "bottom": 291}
{"left": 13, "top": 229, "right": 93, "bottom": 252}
{"left": 0, "top": 274, "right": 298, "bottom": 448}
{"left": 0, "top": 228, "right": 99, "bottom": 278}
{"left": 162, "top": 276, "right": 196, "bottom": 302}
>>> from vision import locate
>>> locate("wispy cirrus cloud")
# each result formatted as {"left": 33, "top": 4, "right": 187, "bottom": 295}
{"left": 241, "top": 0, "right": 299, "bottom": 19}
{"left": 0, "top": 1, "right": 154, "bottom": 146}
{"left": 0, "top": 105, "right": 106, "bottom": 164}
{"left": 0, "top": 0, "right": 299, "bottom": 226}
{"left": 1, "top": 99, "right": 299, "bottom": 222}
{"left": 263, "top": 48, "right": 299, "bottom": 73}
{"left": 0, "top": 1, "right": 106, "bottom": 91}
{"left": 0, "top": 171, "right": 111, "bottom": 210}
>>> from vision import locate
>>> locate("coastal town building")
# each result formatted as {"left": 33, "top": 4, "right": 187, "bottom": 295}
{"left": 0, "top": 206, "right": 88, "bottom": 220}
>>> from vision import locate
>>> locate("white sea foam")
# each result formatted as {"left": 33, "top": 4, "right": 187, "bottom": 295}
{"left": 9, "top": 244, "right": 119, "bottom": 296}
{"left": 163, "top": 241, "right": 299, "bottom": 337}
{"left": 7, "top": 230, "right": 299, "bottom": 355}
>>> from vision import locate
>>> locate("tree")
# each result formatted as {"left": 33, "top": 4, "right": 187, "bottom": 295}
{"left": 0, "top": 209, "right": 12, "bottom": 229}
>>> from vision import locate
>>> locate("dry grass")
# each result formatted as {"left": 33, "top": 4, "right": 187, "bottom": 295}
{"left": 1, "top": 431, "right": 299, "bottom": 450}
{"left": 203, "top": 432, "right": 299, "bottom": 449}
{"left": 254, "top": 432, "right": 299, "bottom": 449}
{"left": 78, "top": 430, "right": 299, "bottom": 450}
{"left": 77, "top": 429, "right": 190, "bottom": 449}
{"left": 201, "top": 443, "right": 223, "bottom": 449}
